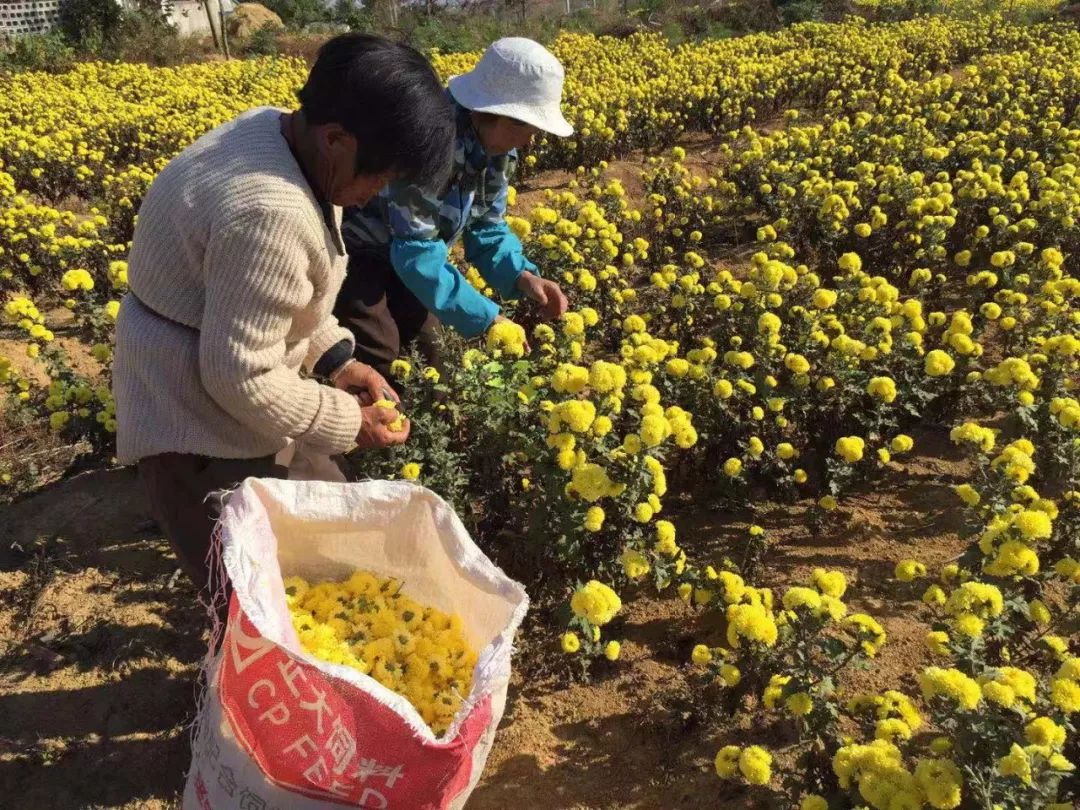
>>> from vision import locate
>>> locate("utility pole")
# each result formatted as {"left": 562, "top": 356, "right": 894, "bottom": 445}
{"left": 202, "top": 0, "right": 220, "bottom": 51}
{"left": 218, "top": 0, "right": 230, "bottom": 59}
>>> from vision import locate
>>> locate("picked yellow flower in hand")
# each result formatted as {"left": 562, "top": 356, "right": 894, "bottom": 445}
{"left": 374, "top": 398, "right": 407, "bottom": 432}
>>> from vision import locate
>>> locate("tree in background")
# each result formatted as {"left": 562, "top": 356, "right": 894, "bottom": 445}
{"left": 260, "top": 0, "right": 334, "bottom": 27}
{"left": 333, "top": 0, "right": 374, "bottom": 29}
{"left": 59, "top": 0, "right": 125, "bottom": 48}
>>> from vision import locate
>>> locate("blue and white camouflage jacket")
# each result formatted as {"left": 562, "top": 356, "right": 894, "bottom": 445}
{"left": 341, "top": 91, "right": 536, "bottom": 337}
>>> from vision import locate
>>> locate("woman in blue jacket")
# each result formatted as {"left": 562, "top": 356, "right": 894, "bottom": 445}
{"left": 336, "top": 37, "right": 573, "bottom": 376}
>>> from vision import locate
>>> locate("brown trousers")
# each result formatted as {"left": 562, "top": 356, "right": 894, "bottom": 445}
{"left": 138, "top": 453, "right": 287, "bottom": 610}
{"left": 333, "top": 250, "right": 440, "bottom": 380}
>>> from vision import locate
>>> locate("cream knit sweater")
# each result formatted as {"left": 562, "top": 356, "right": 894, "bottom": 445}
{"left": 113, "top": 107, "right": 362, "bottom": 464}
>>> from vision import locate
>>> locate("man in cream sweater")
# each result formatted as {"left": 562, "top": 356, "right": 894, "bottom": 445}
{"left": 112, "top": 35, "right": 455, "bottom": 600}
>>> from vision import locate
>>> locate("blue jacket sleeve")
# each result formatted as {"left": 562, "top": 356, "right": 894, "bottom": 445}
{"left": 390, "top": 237, "right": 500, "bottom": 338}
{"left": 462, "top": 220, "right": 539, "bottom": 301}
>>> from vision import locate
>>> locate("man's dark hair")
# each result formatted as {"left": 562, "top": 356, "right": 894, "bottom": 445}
{"left": 298, "top": 34, "right": 454, "bottom": 190}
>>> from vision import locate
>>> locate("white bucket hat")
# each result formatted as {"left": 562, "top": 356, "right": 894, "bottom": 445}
{"left": 447, "top": 38, "right": 574, "bottom": 138}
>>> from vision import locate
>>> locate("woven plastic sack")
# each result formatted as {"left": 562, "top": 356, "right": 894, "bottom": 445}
{"left": 182, "top": 477, "right": 528, "bottom": 810}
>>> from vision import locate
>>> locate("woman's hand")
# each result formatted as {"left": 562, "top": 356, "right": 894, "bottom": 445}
{"left": 516, "top": 271, "right": 569, "bottom": 320}
{"left": 333, "top": 360, "right": 399, "bottom": 406}
{"left": 356, "top": 403, "right": 410, "bottom": 449}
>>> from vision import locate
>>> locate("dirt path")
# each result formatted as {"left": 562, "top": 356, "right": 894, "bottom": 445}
{"left": 0, "top": 425, "right": 968, "bottom": 809}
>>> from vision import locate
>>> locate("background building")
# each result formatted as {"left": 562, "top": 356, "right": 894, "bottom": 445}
{"left": 0, "top": 0, "right": 235, "bottom": 39}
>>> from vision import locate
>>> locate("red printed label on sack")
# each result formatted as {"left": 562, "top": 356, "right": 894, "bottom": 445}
{"left": 193, "top": 770, "right": 213, "bottom": 810}
{"left": 218, "top": 597, "right": 491, "bottom": 809}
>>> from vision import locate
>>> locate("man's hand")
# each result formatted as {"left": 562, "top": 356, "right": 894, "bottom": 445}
{"left": 333, "top": 360, "right": 399, "bottom": 407}
{"left": 516, "top": 272, "right": 569, "bottom": 321}
{"left": 356, "top": 403, "right": 410, "bottom": 450}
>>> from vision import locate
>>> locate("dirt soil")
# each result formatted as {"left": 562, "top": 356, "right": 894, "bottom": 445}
{"left": 0, "top": 146, "right": 971, "bottom": 809}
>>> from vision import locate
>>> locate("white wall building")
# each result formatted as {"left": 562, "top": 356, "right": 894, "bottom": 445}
{"left": 0, "top": 0, "right": 63, "bottom": 36}
{"left": 163, "top": 0, "right": 235, "bottom": 38}
{"left": 0, "top": 0, "right": 235, "bottom": 39}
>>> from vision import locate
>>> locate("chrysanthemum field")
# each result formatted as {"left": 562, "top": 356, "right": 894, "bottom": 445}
{"left": 1, "top": 12, "right": 1078, "bottom": 809}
